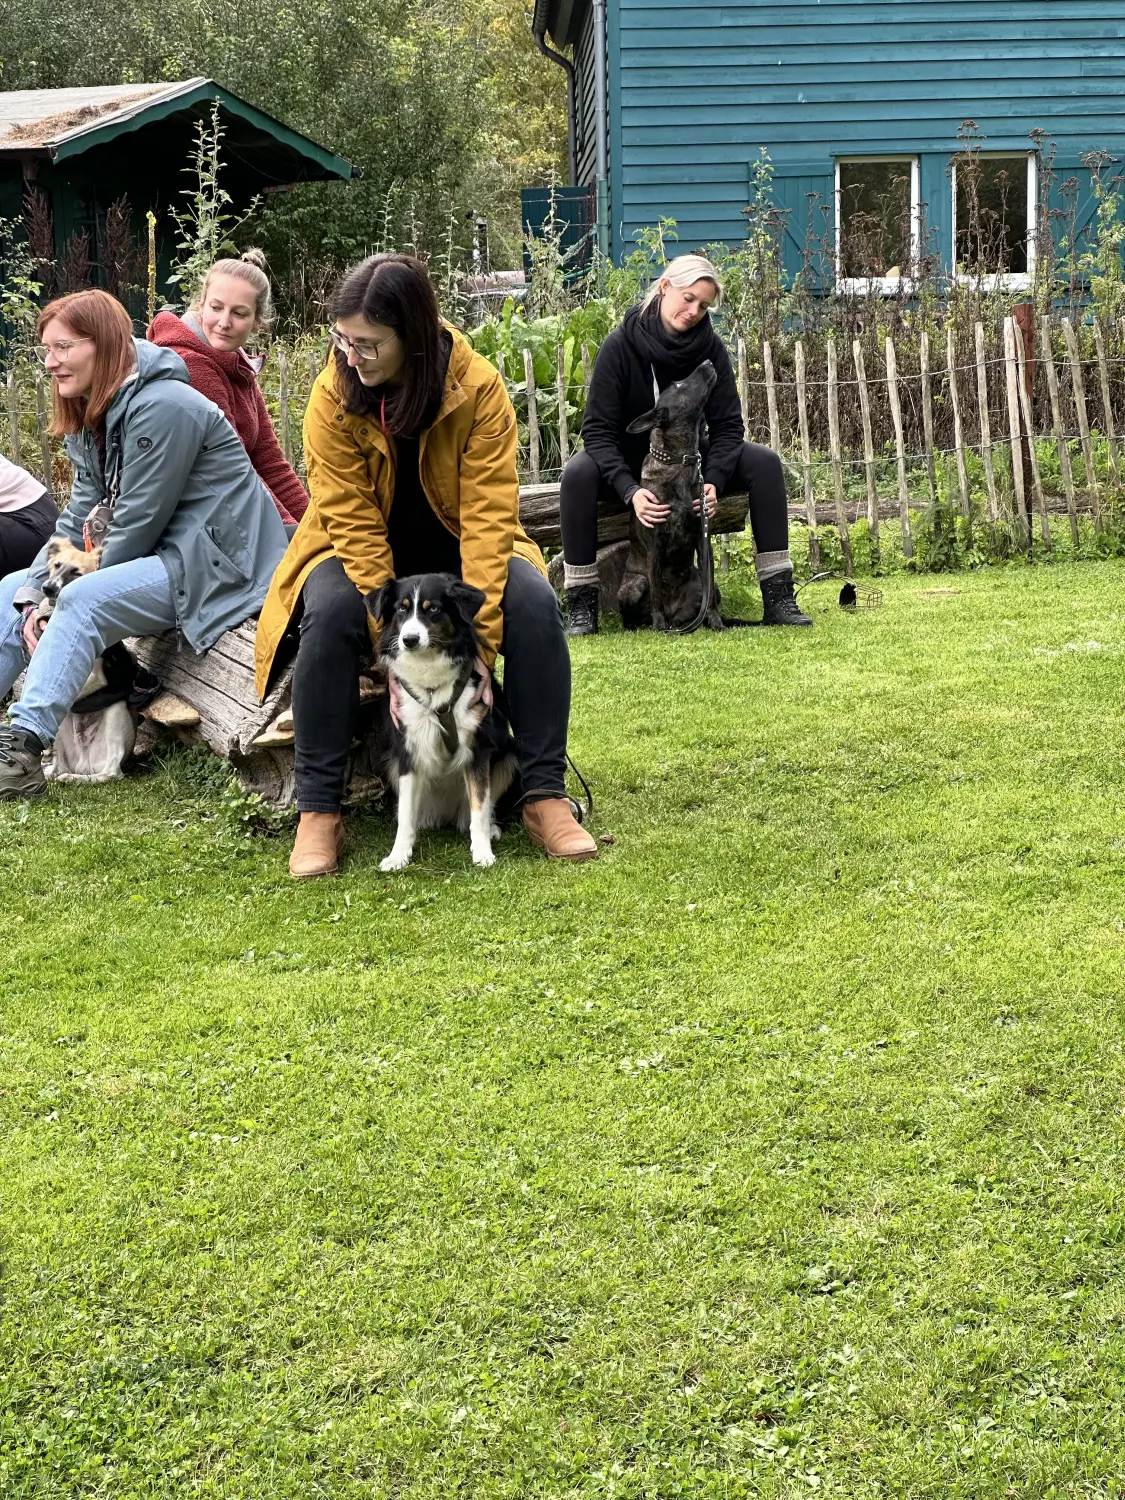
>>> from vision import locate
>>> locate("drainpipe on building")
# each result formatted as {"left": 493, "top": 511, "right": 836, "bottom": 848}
{"left": 531, "top": 2, "right": 578, "bottom": 186}
{"left": 592, "top": 0, "right": 610, "bottom": 263}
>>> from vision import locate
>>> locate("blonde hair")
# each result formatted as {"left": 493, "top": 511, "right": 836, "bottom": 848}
{"left": 194, "top": 248, "right": 274, "bottom": 324}
{"left": 641, "top": 253, "right": 724, "bottom": 313}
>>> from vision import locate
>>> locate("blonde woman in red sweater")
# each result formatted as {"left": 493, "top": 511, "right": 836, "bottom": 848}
{"left": 148, "top": 250, "right": 309, "bottom": 525}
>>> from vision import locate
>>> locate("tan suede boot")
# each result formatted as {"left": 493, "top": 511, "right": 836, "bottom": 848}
{"left": 289, "top": 812, "right": 345, "bottom": 879}
{"left": 522, "top": 797, "right": 599, "bottom": 862}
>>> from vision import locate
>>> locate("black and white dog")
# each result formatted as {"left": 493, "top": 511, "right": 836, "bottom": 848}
{"left": 367, "top": 573, "right": 519, "bottom": 871}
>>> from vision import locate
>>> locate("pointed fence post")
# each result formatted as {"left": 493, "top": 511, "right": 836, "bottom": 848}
{"left": 1013, "top": 319, "right": 1050, "bottom": 548}
{"left": 945, "top": 328, "right": 972, "bottom": 536}
{"left": 851, "top": 338, "right": 879, "bottom": 544}
{"left": 1093, "top": 319, "right": 1121, "bottom": 482}
{"left": 523, "top": 347, "right": 540, "bottom": 482}
{"left": 277, "top": 346, "right": 291, "bottom": 465}
{"left": 974, "top": 321, "right": 999, "bottom": 524}
{"left": 884, "top": 335, "right": 913, "bottom": 560}
{"left": 763, "top": 340, "right": 781, "bottom": 453}
{"left": 556, "top": 343, "right": 569, "bottom": 468}
{"left": 1003, "top": 317, "right": 1030, "bottom": 546}
{"left": 1061, "top": 317, "right": 1099, "bottom": 526}
{"left": 1041, "top": 316, "right": 1079, "bottom": 548}
{"left": 826, "top": 339, "right": 853, "bottom": 575}
{"left": 794, "top": 340, "right": 819, "bottom": 570}
{"left": 919, "top": 331, "right": 937, "bottom": 506}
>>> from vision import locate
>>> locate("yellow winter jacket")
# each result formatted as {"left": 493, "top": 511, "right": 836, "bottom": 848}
{"left": 254, "top": 326, "right": 545, "bottom": 697}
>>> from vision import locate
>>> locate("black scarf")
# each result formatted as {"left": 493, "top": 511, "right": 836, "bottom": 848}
{"left": 624, "top": 300, "right": 716, "bottom": 384}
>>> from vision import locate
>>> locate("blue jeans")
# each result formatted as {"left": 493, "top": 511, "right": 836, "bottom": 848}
{"left": 0, "top": 557, "right": 176, "bottom": 745}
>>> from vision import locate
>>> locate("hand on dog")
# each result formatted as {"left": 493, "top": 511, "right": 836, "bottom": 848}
{"left": 694, "top": 483, "right": 719, "bottom": 520}
{"left": 469, "top": 658, "right": 493, "bottom": 711}
{"left": 630, "top": 488, "right": 670, "bottom": 528}
{"left": 21, "top": 605, "right": 46, "bottom": 657}
{"left": 387, "top": 669, "right": 403, "bottom": 730}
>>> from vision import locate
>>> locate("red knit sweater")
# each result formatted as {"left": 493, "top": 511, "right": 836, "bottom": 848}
{"left": 147, "top": 312, "right": 309, "bottom": 524}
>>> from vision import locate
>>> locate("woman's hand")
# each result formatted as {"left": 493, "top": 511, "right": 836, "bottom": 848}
{"left": 693, "top": 483, "right": 719, "bottom": 520}
{"left": 387, "top": 668, "right": 403, "bottom": 729}
{"left": 21, "top": 605, "right": 45, "bottom": 658}
{"left": 630, "top": 488, "right": 671, "bottom": 528}
{"left": 469, "top": 657, "right": 493, "bottom": 711}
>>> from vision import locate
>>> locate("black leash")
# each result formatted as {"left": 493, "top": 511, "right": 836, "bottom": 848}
{"left": 566, "top": 751, "right": 594, "bottom": 823}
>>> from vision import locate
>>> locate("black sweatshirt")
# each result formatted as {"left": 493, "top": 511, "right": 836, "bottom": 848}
{"left": 579, "top": 305, "right": 746, "bottom": 503}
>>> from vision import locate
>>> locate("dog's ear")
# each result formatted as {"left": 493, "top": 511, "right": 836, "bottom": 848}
{"left": 365, "top": 580, "right": 399, "bottom": 622}
{"left": 448, "top": 581, "right": 486, "bottom": 621}
{"left": 626, "top": 406, "right": 660, "bottom": 434}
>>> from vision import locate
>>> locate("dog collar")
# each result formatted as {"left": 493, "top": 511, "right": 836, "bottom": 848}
{"left": 649, "top": 444, "right": 702, "bottom": 468}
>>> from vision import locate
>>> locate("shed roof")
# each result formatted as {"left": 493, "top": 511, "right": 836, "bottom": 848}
{"left": 0, "top": 78, "right": 353, "bottom": 181}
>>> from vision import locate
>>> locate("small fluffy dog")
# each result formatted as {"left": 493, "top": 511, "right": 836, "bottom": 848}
{"left": 367, "top": 573, "right": 518, "bottom": 870}
{"left": 34, "top": 539, "right": 137, "bottom": 782}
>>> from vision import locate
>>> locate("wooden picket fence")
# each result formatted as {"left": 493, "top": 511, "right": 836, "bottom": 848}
{"left": 6, "top": 314, "right": 1125, "bottom": 570}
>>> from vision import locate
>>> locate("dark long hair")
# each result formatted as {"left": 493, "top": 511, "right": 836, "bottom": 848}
{"left": 330, "top": 254, "right": 446, "bottom": 436}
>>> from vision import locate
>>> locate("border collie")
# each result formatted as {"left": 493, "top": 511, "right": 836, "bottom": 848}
{"left": 366, "top": 573, "right": 519, "bottom": 870}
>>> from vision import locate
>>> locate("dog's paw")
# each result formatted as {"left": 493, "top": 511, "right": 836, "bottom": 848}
{"left": 380, "top": 848, "right": 413, "bottom": 872}
{"left": 471, "top": 844, "right": 497, "bottom": 867}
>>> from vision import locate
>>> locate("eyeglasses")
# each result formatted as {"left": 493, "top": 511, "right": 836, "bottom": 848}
{"left": 329, "top": 327, "right": 396, "bottom": 363}
{"left": 34, "top": 338, "right": 94, "bottom": 365}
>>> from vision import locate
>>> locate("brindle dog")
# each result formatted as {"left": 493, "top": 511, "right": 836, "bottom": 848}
{"left": 617, "top": 359, "right": 722, "bottom": 632}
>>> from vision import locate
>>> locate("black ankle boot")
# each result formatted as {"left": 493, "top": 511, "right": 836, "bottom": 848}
{"left": 566, "top": 584, "right": 599, "bottom": 637}
{"left": 0, "top": 724, "right": 47, "bottom": 800}
{"left": 760, "top": 569, "right": 812, "bottom": 626}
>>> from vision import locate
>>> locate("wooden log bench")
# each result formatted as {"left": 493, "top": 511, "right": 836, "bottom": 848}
{"left": 125, "top": 484, "right": 752, "bottom": 805}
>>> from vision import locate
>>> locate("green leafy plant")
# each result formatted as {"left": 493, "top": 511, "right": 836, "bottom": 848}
{"left": 0, "top": 218, "right": 42, "bottom": 359}
{"left": 166, "top": 101, "right": 262, "bottom": 305}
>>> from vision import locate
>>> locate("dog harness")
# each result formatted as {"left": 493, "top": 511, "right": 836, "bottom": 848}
{"left": 395, "top": 660, "right": 476, "bottom": 756}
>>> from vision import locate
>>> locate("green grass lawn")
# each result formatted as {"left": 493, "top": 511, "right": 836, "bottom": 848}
{"left": 5, "top": 562, "right": 1125, "bottom": 1498}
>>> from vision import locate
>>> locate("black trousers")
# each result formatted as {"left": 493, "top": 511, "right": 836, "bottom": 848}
{"left": 292, "top": 554, "right": 572, "bottom": 813}
{"left": 559, "top": 442, "right": 789, "bottom": 567}
{"left": 0, "top": 491, "right": 57, "bottom": 576}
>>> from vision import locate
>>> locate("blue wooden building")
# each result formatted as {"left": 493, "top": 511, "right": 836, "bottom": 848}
{"left": 531, "top": 0, "right": 1125, "bottom": 286}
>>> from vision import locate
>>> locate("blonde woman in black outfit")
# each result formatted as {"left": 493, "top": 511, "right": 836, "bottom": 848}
{"left": 559, "top": 253, "right": 811, "bottom": 634}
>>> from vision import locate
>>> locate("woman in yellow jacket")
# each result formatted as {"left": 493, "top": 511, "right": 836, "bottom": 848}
{"left": 255, "top": 254, "right": 597, "bottom": 876}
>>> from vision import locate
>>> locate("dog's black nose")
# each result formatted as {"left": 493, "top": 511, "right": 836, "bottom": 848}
{"left": 399, "top": 630, "right": 422, "bottom": 650}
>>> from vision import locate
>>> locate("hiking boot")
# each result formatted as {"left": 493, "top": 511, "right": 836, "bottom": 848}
{"left": 0, "top": 724, "right": 47, "bottom": 801}
{"left": 760, "top": 569, "right": 813, "bottom": 626}
{"left": 289, "top": 811, "right": 344, "bottom": 879}
{"left": 565, "top": 585, "right": 599, "bottom": 638}
{"left": 522, "top": 796, "right": 599, "bottom": 861}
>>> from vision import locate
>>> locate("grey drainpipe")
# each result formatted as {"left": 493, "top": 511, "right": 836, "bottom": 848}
{"left": 531, "top": 2, "right": 578, "bottom": 186}
{"left": 592, "top": 0, "right": 610, "bottom": 262}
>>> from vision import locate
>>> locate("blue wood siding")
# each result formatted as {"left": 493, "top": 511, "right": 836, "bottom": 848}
{"left": 609, "top": 0, "right": 1125, "bottom": 270}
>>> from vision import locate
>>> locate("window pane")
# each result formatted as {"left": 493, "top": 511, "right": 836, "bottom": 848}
{"left": 838, "top": 161, "right": 912, "bottom": 278}
{"left": 956, "top": 156, "right": 1028, "bottom": 274}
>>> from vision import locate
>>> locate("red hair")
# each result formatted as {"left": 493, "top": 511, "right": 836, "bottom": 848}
{"left": 37, "top": 290, "right": 135, "bottom": 437}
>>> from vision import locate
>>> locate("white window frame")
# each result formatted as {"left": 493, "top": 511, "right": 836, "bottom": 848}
{"left": 951, "top": 151, "right": 1037, "bottom": 292}
{"left": 835, "top": 156, "right": 921, "bottom": 296}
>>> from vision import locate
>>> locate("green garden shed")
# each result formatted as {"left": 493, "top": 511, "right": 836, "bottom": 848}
{"left": 0, "top": 78, "right": 353, "bottom": 292}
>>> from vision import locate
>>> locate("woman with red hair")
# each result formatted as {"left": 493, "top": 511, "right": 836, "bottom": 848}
{"left": 0, "top": 288, "right": 287, "bottom": 800}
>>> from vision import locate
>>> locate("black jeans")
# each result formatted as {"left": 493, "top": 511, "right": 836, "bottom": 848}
{"left": 559, "top": 442, "right": 789, "bottom": 567}
{"left": 292, "top": 555, "right": 572, "bottom": 813}
{"left": 0, "top": 491, "right": 57, "bottom": 575}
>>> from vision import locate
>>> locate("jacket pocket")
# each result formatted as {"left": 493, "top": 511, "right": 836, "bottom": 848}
{"left": 203, "top": 525, "right": 253, "bottom": 584}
